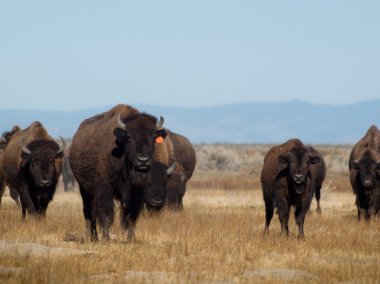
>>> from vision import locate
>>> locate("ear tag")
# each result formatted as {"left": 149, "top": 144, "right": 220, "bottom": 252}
{"left": 155, "top": 136, "right": 164, "bottom": 144}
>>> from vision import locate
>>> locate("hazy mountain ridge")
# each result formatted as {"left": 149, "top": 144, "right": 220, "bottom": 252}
{"left": 0, "top": 100, "right": 379, "bottom": 144}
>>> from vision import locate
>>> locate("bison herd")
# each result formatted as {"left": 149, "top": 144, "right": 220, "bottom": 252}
{"left": 0, "top": 104, "right": 378, "bottom": 241}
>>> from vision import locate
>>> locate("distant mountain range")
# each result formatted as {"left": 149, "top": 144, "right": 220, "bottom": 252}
{"left": 0, "top": 100, "right": 379, "bottom": 144}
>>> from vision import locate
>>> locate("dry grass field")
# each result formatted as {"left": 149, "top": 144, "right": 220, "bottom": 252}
{"left": 0, "top": 144, "right": 379, "bottom": 284}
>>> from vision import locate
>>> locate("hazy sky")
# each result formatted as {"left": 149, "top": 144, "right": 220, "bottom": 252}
{"left": 1, "top": 1, "right": 379, "bottom": 111}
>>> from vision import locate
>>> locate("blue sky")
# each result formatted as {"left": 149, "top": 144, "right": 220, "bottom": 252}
{"left": 0, "top": 1, "right": 379, "bottom": 111}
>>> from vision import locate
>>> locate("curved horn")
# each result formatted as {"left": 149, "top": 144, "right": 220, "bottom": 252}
{"left": 57, "top": 136, "right": 66, "bottom": 154}
{"left": 156, "top": 116, "right": 164, "bottom": 130}
{"left": 19, "top": 137, "right": 31, "bottom": 155}
{"left": 166, "top": 160, "right": 177, "bottom": 176}
{"left": 117, "top": 114, "right": 127, "bottom": 130}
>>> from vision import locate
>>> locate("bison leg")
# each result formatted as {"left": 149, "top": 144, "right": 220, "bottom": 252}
{"left": 121, "top": 187, "right": 144, "bottom": 241}
{"left": 18, "top": 184, "right": 35, "bottom": 216}
{"left": 295, "top": 206, "right": 306, "bottom": 240}
{"left": 263, "top": 199, "right": 274, "bottom": 235}
{"left": 277, "top": 197, "right": 290, "bottom": 236}
{"left": 0, "top": 184, "right": 5, "bottom": 207}
{"left": 79, "top": 185, "right": 98, "bottom": 241}
{"left": 315, "top": 187, "right": 321, "bottom": 214}
{"left": 94, "top": 183, "right": 114, "bottom": 241}
{"left": 9, "top": 187, "right": 21, "bottom": 208}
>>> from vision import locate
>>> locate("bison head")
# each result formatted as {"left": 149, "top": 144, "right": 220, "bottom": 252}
{"left": 144, "top": 160, "right": 176, "bottom": 211}
{"left": 352, "top": 149, "right": 380, "bottom": 193}
{"left": 278, "top": 147, "right": 320, "bottom": 194}
{"left": 112, "top": 113, "right": 166, "bottom": 185}
{"left": 20, "top": 137, "right": 65, "bottom": 188}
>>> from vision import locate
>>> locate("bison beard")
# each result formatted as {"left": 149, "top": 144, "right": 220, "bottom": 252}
{"left": 129, "top": 167, "right": 151, "bottom": 187}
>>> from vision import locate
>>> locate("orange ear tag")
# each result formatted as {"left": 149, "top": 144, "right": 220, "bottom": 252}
{"left": 155, "top": 136, "right": 164, "bottom": 144}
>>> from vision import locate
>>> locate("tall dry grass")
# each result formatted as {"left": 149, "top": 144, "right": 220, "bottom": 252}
{"left": 0, "top": 144, "right": 378, "bottom": 283}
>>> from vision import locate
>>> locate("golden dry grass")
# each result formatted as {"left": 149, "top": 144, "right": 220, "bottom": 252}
{"left": 0, "top": 184, "right": 379, "bottom": 284}
{"left": 0, "top": 144, "right": 379, "bottom": 284}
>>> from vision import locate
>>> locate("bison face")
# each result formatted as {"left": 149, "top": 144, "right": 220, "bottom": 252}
{"left": 279, "top": 147, "right": 320, "bottom": 194}
{"left": 352, "top": 150, "right": 380, "bottom": 193}
{"left": 144, "top": 161, "right": 176, "bottom": 211}
{"left": 113, "top": 114, "right": 166, "bottom": 184}
{"left": 20, "top": 138, "right": 65, "bottom": 188}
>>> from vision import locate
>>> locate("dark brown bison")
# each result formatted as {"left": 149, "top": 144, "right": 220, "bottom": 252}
{"left": 0, "top": 125, "right": 22, "bottom": 207}
{"left": 306, "top": 146, "right": 326, "bottom": 214}
{"left": 62, "top": 147, "right": 76, "bottom": 192}
{"left": 164, "top": 130, "right": 196, "bottom": 210}
{"left": 261, "top": 139, "right": 321, "bottom": 239}
{"left": 69, "top": 104, "right": 166, "bottom": 241}
{"left": 3, "top": 122, "right": 65, "bottom": 218}
{"left": 143, "top": 160, "right": 176, "bottom": 211}
{"left": 149, "top": 129, "right": 196, "bottom": 210}
{"left": 0, "top": 151, "right": 5, "bottom": 206}
{"left": 350, "top": 149, "right": 380, "bottom": 220}
{"left": 349, "top": 125, "right": 380, "bottom": 220}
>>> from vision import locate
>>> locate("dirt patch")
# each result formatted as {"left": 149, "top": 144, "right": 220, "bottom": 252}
{"left": 243, "top": 268, "right": 318, "bottom": 282}
{"left": 0, "top": 266, "right": 24, "bottom": 277}
{"left": 0, "top": 240, "right": 97, "bottom": 257}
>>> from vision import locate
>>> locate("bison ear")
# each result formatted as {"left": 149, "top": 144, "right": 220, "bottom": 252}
{"left": 156, "top": 129, "right": 167, "bottom": 139}
{"left": 309, "top": 155, "right": 320, "bottom": 165}
{"left": 113, "top": 128, "right": 128, "bottom": 141}
{"left": 278, "top": 154, "right": 289, "bottom": 164}
{"left": 376, "top": 161, "right": 380, "bottom": 170}
{"left": 20, "top": 151, "right": 33, "bottom": 163}
{"left": 352, "top": 160, "right": 359, "bottom": 170}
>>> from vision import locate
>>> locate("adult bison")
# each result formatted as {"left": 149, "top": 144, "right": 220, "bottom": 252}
{"left": 349, "top": 125, "right": 380, "bottom": 220}
{"left": 143, "top": 160, "right": 176, "bottom": 211}
{"left": 306, "top": 146, "right": 326, "bottom": 214}
{"left": 164, "top": 130, "right": 196, "bottom": 210}
{"left": 69, "top": 104, "right": 166, "bottom": 241}
{"left": 3, "top": 122, "right": 65, "bottom": 218}
{"left": 0, "top": 125, "right": 22, "bottom": 207}
{"left": 261, "top": 139, "right": 321, "bottom": 239}
{"left": 150, "top": 129, "right": 196, "bottom": 210}
{"left": 62, "top": 147, "right": 76, "bottom": 192}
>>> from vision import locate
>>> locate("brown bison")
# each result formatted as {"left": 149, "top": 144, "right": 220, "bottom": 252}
{"left": 143, "top": 160, "right": 176, "bottom": 211}
{"left": 69, "top": 104, "right": 166, "bottom": 241}
{"left": 349, "top": 125, "right": 380, "bottom": 220}
{"left": 0, "top": 125, "right": 22, "bottom": 206}
{"left": 3, "top": 122, "right": 65, "bottom": 218}
{"left": 306, "top": 146, "right": 326, "bottom": 214}
{"left": 0, "top": 151, "right": 5, "bottom": 206}
{"left": 62, "top": 147, "right": 76, "bottom": 192}
{"left": 261, "top": 139, "right": 321, "bottom": 239}
{"left": 149, "top": 129, "right": 196, "bottom": 210}
{"left": 164, "top": 130, "right": 196, "bottom": 210}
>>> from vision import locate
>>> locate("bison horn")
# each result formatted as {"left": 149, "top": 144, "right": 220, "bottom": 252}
{"left": 117, "top": 114, "right": 127, "bottom": 130}
{"left": 57, "top": 136, "right": 66, "bottom": 154}
{"left": 166, "top": 160, "right": 176, "bottom": 175}
{"left": 156, "top": 116, "right": 164, "bottom": 130}
{"left": 19, "top": 137, "right": 31, "bottom": 155}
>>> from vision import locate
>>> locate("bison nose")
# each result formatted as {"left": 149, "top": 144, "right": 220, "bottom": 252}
{"left": 151, "top": 197, "right": 163, "bottom": 206}
{"left": 294, "top": 174, "right": 304, "bottom": 184}
{"left": 363, "top": 180, "right": 372, "bottom": 187}
{"left": 136, "top": 156, "right": 151, "bottom": 171}
{"left": 138, "top": 157, "right": 150, "bottom": 163}
{"left": 40, "top": 179, "right": 51, "bottom": 187}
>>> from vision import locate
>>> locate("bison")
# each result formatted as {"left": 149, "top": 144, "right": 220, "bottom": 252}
{"left": 69, "top": 104, "right": 166, "bottom": 241}
{"left": 149, "top": 129, "right": 196, "bottom": 210}
{"left": 349, "top": 125, "right": 380, "bottom": 220}
{"left": 350, "top": 149, "right": 380, "bottom": 220}
{"left": 3, "top": 121, "right": 65, "bottom": 218}
{"left": 261, "top": 139, "right": 321, "bottom": 239}
{"left": 143, "top": 160, "right": 176, "bottom": 211}
{"left": 0, "top": 125, "right": 22, "bottom": 207}
{"left": 164, "top": 130, "right": 196, "bottom": 210}
{"left": 62, "top": 147, "right": 76, "bottom": 192}
{"left": 306, "top": 146, "right": 326, "bottom": 214}
{"left": 0, "top": 151, "right": 5, "bottom": 206}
